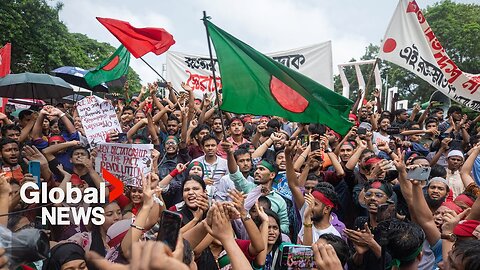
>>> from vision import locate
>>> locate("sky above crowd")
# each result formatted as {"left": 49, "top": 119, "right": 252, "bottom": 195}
{"left": 54, "top": 0, "right": 479, "bottom": 85}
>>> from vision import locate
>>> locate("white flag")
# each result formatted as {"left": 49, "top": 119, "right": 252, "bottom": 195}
{"left": 379, "top": 0, "right": 480, "bottom": 110}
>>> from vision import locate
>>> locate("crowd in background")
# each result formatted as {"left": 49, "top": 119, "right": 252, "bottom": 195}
{"left": 0, "top": 82, "right": 479, "bottom": 270}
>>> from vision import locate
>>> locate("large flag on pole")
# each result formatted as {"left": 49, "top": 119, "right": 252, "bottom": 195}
{"left": 0, "top": 43, "right": 11, "bottom": 78}
{"left": 205, "top": 20, "right": 353, "bottom": 134}
{"left": 97, "top": 17, "right": 175, "bottom": 58}
{"left": 85, "top": 45, "right": 130, "bottom": 88}
{"left": 378, "top": 0, "right": 480, "bottom": 111}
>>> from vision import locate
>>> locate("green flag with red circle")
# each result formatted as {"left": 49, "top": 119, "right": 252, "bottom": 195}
{"left": 85, "top": 45, "right": 130, "bottom": 88}
{"left": 205, "top": 20, "right": 354, "bottom": 135}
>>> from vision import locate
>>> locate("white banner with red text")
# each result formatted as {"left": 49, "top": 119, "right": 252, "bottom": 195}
{"left": 379, "top": 0, "right": 480, "bottom": 110}
{"left": 166, "top": 41, "right": 334, "bottom": 100}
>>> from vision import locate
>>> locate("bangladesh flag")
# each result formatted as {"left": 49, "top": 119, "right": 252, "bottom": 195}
{"left": 205, "top": 20, "right": 354, "bottom": 135}
{"left": 85, "top": 45, "right": 130, "bottom": 88}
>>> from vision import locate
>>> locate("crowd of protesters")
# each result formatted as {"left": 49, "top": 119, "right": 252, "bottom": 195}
{"left": 0, "top": 81, "right": 479, "bottom": 270}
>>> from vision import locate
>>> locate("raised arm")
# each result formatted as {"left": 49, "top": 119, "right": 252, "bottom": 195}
{"left": 19, "top": 117, "right": 35, "bottom": 143}
{"left": 252, "top": 133, "right": 282, "bottom": 159}
{"left": 51, "top": 107, "right": 75, "bottom": 135}
{"left": 417, "top": 103, "right": 432, "bottom": 128}
{"left": 285, "top": 139, "right": 306, "bottom": 209}
{"left": 430, "top": 138, "right": 451, "bottom": 166}
{"left": 31, "top": 108, "right": 49, "bottom": 140}
{"left": 146, "top": 113, "right": 160, "bottom": 145}
{"left": 0, "top": 174, "right": 10, "bottom": 226}
{"left": 230, "top": 189, "right": 265, "bottom": 256}
{"left": 121, "top": 176, "right": 157, "bottom": 259}
{"left": 345, "top": 138, "right": 367, "bottom": 171}
{"left": 392, "top": 150, "right": 413, "bottom": 206}
{"left": 409, "top": 103, "right": 420, "bottom": 122}
{"left": 253, "top": 204, "right": 270, "bottom": 269}
{"left": 204, "top": 203, "right": 252, "bottom": 270}
{"left": 42, "top": 140, "right": 80, "bottom": 161}
{"left": 350, "top": 89, "right": 363, "bottom": 115}
{"left": 411, "top": 180, "right": 441, "bottom": 246}
{"left": 460, "top": 143, "right": 478, "bottom": 188}
{"left": 321, "top": 135, "right": 344, "bottom": 177}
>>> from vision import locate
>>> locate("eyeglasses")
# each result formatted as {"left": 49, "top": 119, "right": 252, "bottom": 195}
{"left": 165, "top": 141, "right": 177, "bottom": 146}
{"left": 365, "top": 191, "right": 386, "bottom": 199}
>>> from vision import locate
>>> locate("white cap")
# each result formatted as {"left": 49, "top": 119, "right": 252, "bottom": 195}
{"left": 447, "top": 150, "right": 464, "bottom": 159}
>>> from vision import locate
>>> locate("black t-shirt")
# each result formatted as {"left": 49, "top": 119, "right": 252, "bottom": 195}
{"left": 352, "top": 216, "right": 392, "bottom": 270}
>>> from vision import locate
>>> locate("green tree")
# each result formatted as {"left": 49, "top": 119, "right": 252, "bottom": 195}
{"left": 0, "top": 0, "right": 141, "bottom": 97}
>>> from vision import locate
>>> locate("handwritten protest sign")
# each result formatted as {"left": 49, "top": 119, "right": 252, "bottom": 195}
{"left": 95, "top": 143, "right": 153, "bottom": 187}
{"left": 76, "top": 96, "right": 121, "bottom": 147}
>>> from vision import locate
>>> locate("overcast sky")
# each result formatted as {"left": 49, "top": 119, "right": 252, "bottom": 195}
{"left": 54, "top": 0, "right": 479, "bottom": 85}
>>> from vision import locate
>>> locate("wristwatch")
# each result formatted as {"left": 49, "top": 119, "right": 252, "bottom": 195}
{"left": 441, "top": 233, "right": 457, "bottom": 242}
{"left": 242, "top": 213, "right": 251, "bottom": 221}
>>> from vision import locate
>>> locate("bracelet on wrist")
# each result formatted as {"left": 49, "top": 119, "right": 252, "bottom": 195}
{"left": 387, "top": 150, "right": 394, "bottom": 156}
{"left": 303, "top": 222, "right": 313, "bottom": 228}
{"left": 130, "top": 223, "right": 145, "bottom": 231}
{"left": 169, "top": 168, "right": 180, "bottom": 178}
{"left": 59, "top": 113, "right": 66, "bottom": 118}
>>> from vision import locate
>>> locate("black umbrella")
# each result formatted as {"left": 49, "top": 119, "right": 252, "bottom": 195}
{"left": 0, "top": 72, "right": 73, "bottom": 99}
{"left": 51, "top": 66, "right": 109, "bottom": 93}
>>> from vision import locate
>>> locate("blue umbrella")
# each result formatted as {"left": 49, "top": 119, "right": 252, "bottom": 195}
{"left": 51, "top": 66, "right": 109, "bottom": 93}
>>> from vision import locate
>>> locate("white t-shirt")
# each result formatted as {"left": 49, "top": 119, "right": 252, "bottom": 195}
{"left": 298, "top": 203, "right": 341, "bottom": 244}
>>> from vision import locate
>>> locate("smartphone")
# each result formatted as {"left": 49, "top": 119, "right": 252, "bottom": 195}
{"left": 29, "top": 160, "right": 41, "bottom": 186}
{"left": 157, "top": 82, "right": 168, "bottom": 88}
{"left": 386, "top": 127, "right": 400, "bottom": 135}
{"left": 357, "top": 127, "right": 367, "bottom": 135}
{"left": 117, "top": 132, "right": 128, "bottom": 143}
{"left": 279, "top": 244, "right": 315, "bottom": 269}
{"left": 156, "top": 210, "right": 182, "bottom": 251}
{"left": 310, "top": 141, "right": 320, "bottom": 151}
{"left": 301, "top": 134, "right": 309, "bottom": 145}
{"left": 407, "top": 166, "right": 431, "bottom": 181}
{"left": 376, "top": 203, "right": 396, "bottom": 223}
{"left": 359, "top": 122, "right": 372, "bottom": 132}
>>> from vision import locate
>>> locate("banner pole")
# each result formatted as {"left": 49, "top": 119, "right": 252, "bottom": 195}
{"left": 202, "top": 11, "right": 227, "bottom": 140}
{"left": 361, "top": 58, "right": 380, "bottom": 111}
{"left": 139, "top": 57, "right": 179, "bottom": 96}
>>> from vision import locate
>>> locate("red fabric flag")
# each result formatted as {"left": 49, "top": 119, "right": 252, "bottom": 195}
{"left": 96, "top": 17, "right": 175, "bottom": 58}
{"left": 0, "top": 43, "right": 11, "bottom": 78}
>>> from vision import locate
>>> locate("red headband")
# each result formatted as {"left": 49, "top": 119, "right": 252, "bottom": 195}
{"left": 48, "top": 135, "right": 65, "bottom": 144}
{"left": 441, "top": 201, "right": 463, "bottom": 214}
{"left": 231, "top": 118, "right": 243, "bottom": 125}
{"left": 454, "top": 194, "right": 475, "bottom": 207}
{"left": 453, "top": 220, "right": 480, "bottom": 237}
{"left": 312, "top": 190, "right": 335, "bottom": 208}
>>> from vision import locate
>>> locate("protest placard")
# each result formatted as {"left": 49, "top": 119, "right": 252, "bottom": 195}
{"left": 95, "top": 143, "right": 153, "bottom": 187}
{"left": 76, "top": 96, "right": 122, "bottom": 146}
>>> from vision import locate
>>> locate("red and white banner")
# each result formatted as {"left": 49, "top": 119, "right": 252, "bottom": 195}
{"left": 0, "top": 43, "right": 11, "bottom": 78}
{"left": 166, "top": 42, "right": 333, "bottom": 99}
{"left": 379, "top": 0, "right": 480, "bottom": 110}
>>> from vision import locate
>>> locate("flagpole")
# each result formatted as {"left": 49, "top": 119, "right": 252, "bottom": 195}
{"left": 361, "top": 58, "right": 380, "bottom": 110}
{"left": 202, "top": 11, "right": 227, "bottom": 140}
{"left": 139, "top": 57, "right": 179, "bottom": 95}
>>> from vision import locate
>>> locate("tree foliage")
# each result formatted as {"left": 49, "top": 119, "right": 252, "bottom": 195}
{"left": 0, "top": 0, "right": 142, "bottom": 96}
{"left": 334, "top": 0, "right": 480, "bottom": 107}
